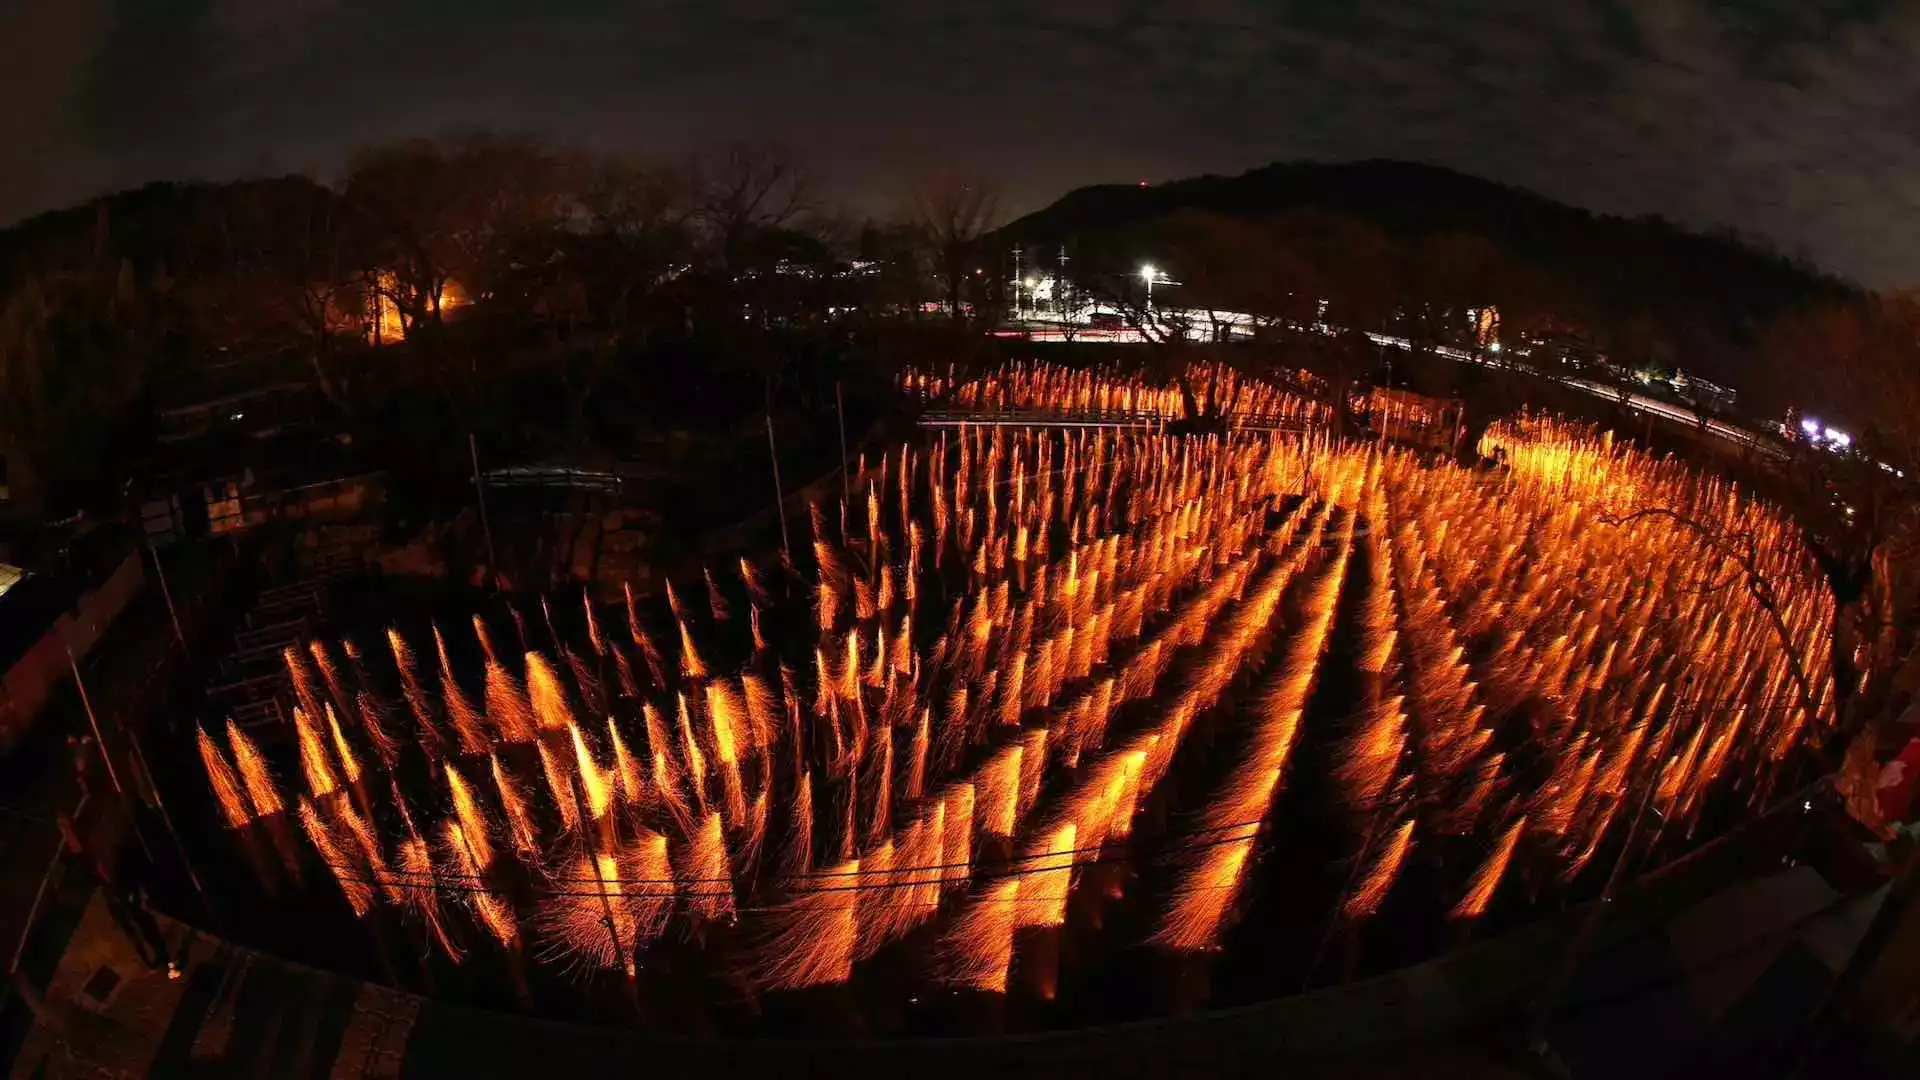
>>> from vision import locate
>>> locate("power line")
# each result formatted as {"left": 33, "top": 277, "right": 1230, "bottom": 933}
{"left": 314, "top": 814, "right": 1339, "bottom": 902}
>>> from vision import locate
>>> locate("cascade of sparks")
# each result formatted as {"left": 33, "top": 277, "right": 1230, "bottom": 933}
{"left": 228, "top": 720, "right": 283, "bottom": 818}
{"left": 298, "top": 797, "right": 371, "bottom": 916}
{"left": 199, "top": 727, "right": 252, "bottom": 828}
{"left": 1451, "top": 815, "right": 1529, "bottom": 921}
{"left": 1345, "top": 818, "right": 1418, "bottom": 921}
{"left": 203, "top": 384, "right": 1834, "bottom": 1005}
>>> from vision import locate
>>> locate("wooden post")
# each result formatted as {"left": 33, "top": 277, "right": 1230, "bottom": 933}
{"left": 149, "top": 544, "right": 188, "bottom": 658}
{"left": 766, "top": 414, "right": 791, "bottom": 559}
{"left": 66, "top": 646, "right": 155, "bottom": 864}
{"left": 469, "top": 432, "right": 499, "bottom": 584}
{"left": 836, "top": 381, "right": 851, "bottom": 501}
{"left": 1527, "top": 716, "right": 1676, "bottom": 1052}
{"left": 126, "top": 725, "right": 218, "bottom": 927}
{"left": 68, "top": 646, "right": 125, "bottom": 798}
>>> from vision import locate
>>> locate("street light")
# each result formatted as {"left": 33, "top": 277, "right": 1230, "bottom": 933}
{"left": 1140, "top": 263, "right": 1164, "bottom": 312}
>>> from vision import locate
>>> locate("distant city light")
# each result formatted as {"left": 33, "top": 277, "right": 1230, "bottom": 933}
{"left": 1800, "top": 418, "right": 1821, "bottom": 435}
{"left": 1488, "top": 342, "right": 1502, "bottom": 353}
{"left": 1825, "top": 427, "right": 1851, "bottom": 447}
{"left": 1140, "top": 264, "right": 1157, "bottom": 282}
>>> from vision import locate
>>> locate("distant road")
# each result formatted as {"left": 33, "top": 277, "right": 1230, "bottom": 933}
{"left": 1362, "top": 332, "right": 1779, "bottom": 456}
{"left": 993, "top": 320, "right": 1780, "bottom": 456}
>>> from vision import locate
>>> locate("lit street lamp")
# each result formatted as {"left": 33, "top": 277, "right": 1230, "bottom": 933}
{"left": 1140, "top": 263, "right": 1177, "bottom": 314}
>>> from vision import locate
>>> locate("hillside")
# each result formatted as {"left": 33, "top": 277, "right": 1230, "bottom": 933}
{"left": 0, "top": 176, "right": 338, "bottom": 289}
{"left": 1002, "top": 159, "right": 1857, "bottom": 379}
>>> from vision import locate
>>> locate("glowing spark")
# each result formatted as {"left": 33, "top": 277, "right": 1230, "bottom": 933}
{"left": 295, "top": 706, "right": 339, "bottom": 798}
{"left": 525, "top": 652, "right": 575, "bottom": 733}
{"left": 742, "top": 672, "right": 780, "bottom": 757}
{"left": 285, "top": 646, "right": 324, "bottom": 722}
{"left": 199, "top": 727, "right": 252, "bottom": 828}
{"left": 740, "top": 556, "right": 770, "bottom": 606}
{"left": 309, "top": 640, "right": 351, "bottom": 717}
{"left": 678, "top": 618, "right": 708, "bottom": 681}
{"left": 782, "top": 771, "right": 816, "bottom": 879}
{"left": 427, "top": 625, "right": 486, "bottom": 755}
{"left": 399, "top": 837, "right": 462, "bottom": 961}
{"left": 570, "top": 722, "right": 613, "bottom": 820}
{"left": 753, "top": 858, "right": 860, "bottom": 990}
{"left": 684, "top": 812, "right": 736, "bottom": 922}
{"left": 299, "top": 798, "right": 371, "bottom": 916}
{"left": 356, "top": 690, "right": 402, "bottom": 766}
{"left": 1452, "top": 815, "right": 1527, "bottom": 921}
{"left": 471, "top": 614, "right": 499, "bottom": 665}
{"left": 484, "top": 660, "right": 536, "bottom": 744}
{"left": 326, "top": 705, "right": 363, "bottom": 787}
{"left": 1013, "top": 823, "right": 1077, "bottom": 928}
{"left": 539, "top": 850, "right": 637, "bottom": 975}
{"left": 609, "top": 718, "right": 645, "bottom": 807}
{"left": 490, "top": 753, "right": 541, "bottom": 858}
{"left": 537, "top": 740, "right": 579, "bottom": 832}
{"left": 443, "top": 819, "right": 517, "bottom": 945}
{"left": 583, "top": 590, "right": 605, "bottom": 656}
{"left": 706, "top": 680, "right": 750, "bottom": 825}
{"left": 945, "top": 878, "right": 1019, "bottom": 993}
{"left": 906, "top": 708, "right": 931, "bottom": 800}
{"left": 677, "top": 693, "right": 709, "bottom": 801}
{"left": 942, "top": 783, "right": 975, "bottom": 886}
{"left": 229, "top": 720, "right": 282, "bottom": 817}
{"left": 446, "top": 764, "right": 495, "bottom": 867}
{"left": 705, "top": 567, "right": 732, "bottom": 622}
{"left": 1345, "top": 819, "right": 1417, "bottom": 920}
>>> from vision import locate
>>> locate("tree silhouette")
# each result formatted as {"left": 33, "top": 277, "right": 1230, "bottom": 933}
{"left": 0, "top": 262, "right": 166, "bottom": 515}
{"left": 1754, "top": 295, "right": 1920, "bottom": 729}
{"left": 903, "top": 169, "right": 1002, "bottom": 324}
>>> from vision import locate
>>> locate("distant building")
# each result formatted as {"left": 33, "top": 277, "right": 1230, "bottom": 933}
{"left": 1670, "top": 369, "right": 1737, "bottom": 413}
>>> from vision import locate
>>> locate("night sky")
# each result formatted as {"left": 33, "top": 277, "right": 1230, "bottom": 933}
{"left": 4, "top": 0, "right": 1918, "bottom": 285}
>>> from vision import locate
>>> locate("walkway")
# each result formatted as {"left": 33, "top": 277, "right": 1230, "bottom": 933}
{"left": 6, "top": 893, "right": 1526, "bottom": 1079}
{"left": 1, "top": 851, "right": 1896, "bottom": 1077}
{"left": 9, "top": 895, "right": 416, "bottom": 1079}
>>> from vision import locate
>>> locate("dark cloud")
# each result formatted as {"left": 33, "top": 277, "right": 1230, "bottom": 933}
{"left": 3, "top": 0, "right": 1918, "bottom": 283}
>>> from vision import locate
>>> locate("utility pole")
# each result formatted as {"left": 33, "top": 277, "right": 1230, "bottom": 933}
{"left": 1057, "top": 245, "right": 1070, "bottom": 320}
{"left": 1011, "top": 245, "right": 1024, "bottom": 321}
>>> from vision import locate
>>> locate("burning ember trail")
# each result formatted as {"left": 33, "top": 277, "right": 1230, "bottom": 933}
{"left": 201, "top": 379, "right": 1834, "bottom": 1025}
